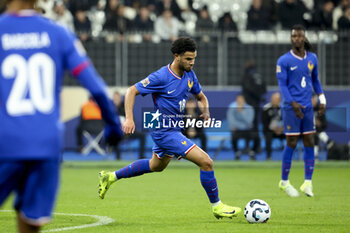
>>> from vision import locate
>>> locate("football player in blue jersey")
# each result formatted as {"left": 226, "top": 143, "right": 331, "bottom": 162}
{"left": 276, "top": 25, "right": 326, "bottom": 198}
{"left": 98, "top": 37, "right": 242, "bottom": 219}
{"left": 0, "top": 0, "right": 122, "bottom": 232}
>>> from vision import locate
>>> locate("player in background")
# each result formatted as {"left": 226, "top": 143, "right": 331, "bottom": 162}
{"left": 276, "top": 24, "right": 326, "bottom": 197}
{"left": 0, "top": 0, "right": 122, "bottom": 232}
{"left": 98, "top": 37, "right": 242, "bottom": 219}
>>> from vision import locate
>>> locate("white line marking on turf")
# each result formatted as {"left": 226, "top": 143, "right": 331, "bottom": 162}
{"left": 0, "top": 210, "right": 115, "bottom": 232}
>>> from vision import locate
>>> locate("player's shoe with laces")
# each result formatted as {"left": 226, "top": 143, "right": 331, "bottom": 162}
{"left": 279, "top": 180, "right": 300, "bottom": 197}
{"left": 212, "top": 202, "right": 241, "bottom": 219}
{"left": 98, "top": 171, "right": 116, "bottom": 199}
{"left": 300, "top": 182, "right": 314, "bottom": 197}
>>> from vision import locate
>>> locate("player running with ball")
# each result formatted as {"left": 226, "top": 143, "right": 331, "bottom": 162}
{"left": 98, "top": 37, "right": 241, "bottom": 219}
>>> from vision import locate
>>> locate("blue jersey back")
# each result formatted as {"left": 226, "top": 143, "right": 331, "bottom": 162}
{"left": 135, "top": 64, "right": 202, "bottom": 131}
{"left": 276, "top": 50, "right": 320, "bottom": 108}
{"left": 0, "top": 11, "right": 91, "bottom": 160}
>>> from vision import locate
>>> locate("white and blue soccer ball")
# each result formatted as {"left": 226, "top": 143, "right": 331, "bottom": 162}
{"left": 244, "top": 199, "right": 271, "bottom": 223}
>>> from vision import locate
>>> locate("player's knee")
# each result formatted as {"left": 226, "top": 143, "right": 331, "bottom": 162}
{"left": 303, "top": 137, "right": 314, "bottom": 147}
{"left": 200, "top": 157, "right": 213, "bottom": 171}
{"left": 151, "top": 164, "right": 166, "bottom": 172}
{"left": 287, "top": 138, "right": 298, "bottom": 148}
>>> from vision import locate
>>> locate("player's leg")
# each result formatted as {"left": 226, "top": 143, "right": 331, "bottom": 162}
{"left": 282, "top": 135, "right": 298, "bottom": 181}
{"left": 15, "top": 160, "right": 60, "bottom": 233}
{"left": 185, "top": 146, "right": 241, "bottom": 219}
{"left": 17, "top": 213, "right": 39, "bottom": 233}
{"left": 279, "top": 108, "right": 300, "bottom": 197}
{"left": 0, "top": 162, "right": 24, "bottom": 207}
{"left": 300, "top": 108, "right": 316, "bottom": 197}
{"left": 98, "top": 153, "right": 172, "bottom": 199}
{"left": 0, "top": 162, "right": 41, "bottom": 233}
{"left": 279, "top": 135, "right": 300, "bottom": 197}
{"left": 300, "top": 133, "right": 315, "bottom": 197}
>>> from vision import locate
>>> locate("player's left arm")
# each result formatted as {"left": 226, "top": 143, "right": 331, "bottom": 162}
{"left": 61, "top": 29, "right": 122, "bottom": 143}
{"left": 190, "top": 74, "right": 209, "bottom": 120}
{"left": 194, "top": 91, "right": 210, "bottom": 121}
{"left": 312, "top": 56, "right": 326, "bottom": 116}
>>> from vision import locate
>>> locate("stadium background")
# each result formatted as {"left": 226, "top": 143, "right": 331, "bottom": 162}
{"left": 58, "top": 0, "right": 350, "bottom": 159}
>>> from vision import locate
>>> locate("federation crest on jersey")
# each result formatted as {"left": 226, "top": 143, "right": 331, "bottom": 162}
{"left": 276, "top": 65, "right": 281, "bottom": 73}
{"left": 141, "top": 78, "right": 150, "bottom": 87}
{"left": 307, "top": 61, "right": 314, "bottom": 76}
{"left": 188, "top": 79, "right": 193, "bottom": 90}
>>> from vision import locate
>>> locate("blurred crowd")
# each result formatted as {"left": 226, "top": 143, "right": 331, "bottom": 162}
{"left": 2, "top": 0, "right": 349, "bottom": 42}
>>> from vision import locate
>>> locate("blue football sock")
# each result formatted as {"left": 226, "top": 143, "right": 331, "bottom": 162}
{"left": 303, "top": 147, "right": 315, "bottom": 180}
{"left": 281, "top": 146, "right": 295, "bottom": 180}
{"left": 200, "top": 170, "right": 220, "bottom": 204}
{"left": 115, "top": 159, "right": 152, "bottom": 179}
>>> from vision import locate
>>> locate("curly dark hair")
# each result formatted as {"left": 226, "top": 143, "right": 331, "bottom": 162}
{"left": 170, "top": 37, "right": 197, "bottom": 55}
{"left": 291, "top": 24, "right": 313, "bottom": 52}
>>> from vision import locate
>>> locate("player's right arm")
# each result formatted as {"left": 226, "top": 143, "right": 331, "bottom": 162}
{"left": 276, "top": 57, "right": 304, "bottom": 119}
{"left": 123, "top": 85, "right": 140, "bottom": 134}
{"left": 124, "top": 71, "right": 165, "bottom": 134}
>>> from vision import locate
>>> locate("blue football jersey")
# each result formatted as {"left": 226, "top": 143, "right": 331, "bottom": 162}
{"left": 135, "top": 63, "right": 202, "bottom": 131}
{"left": 276, "top": 50, "right": 323, "bottom": 108}
{"left": 0, "top": 11, "right": 118, "bottom": 160}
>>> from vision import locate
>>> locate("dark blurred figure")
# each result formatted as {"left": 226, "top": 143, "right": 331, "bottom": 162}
{"left": 112, "top": 91, "right": 146, "bottom": 160}
{"left": 332, "top": 0, "right": 350, "bottom": 30}
{"left": 278, "top": 0, "right": 309, "bottom": 29}
{"left": 0, "top": 4, "right": 5, "bottom": 14}
{"left": 156, "top": 0, "right": 183, "bottom": 21}
{"left": 311, "top": 0, "right": 334, "bottom": 30}
{"left": 76, "top": 96, "right": 105, "bottom": 153}
{"left": 155, "top": 9, "right": 181, "bottom": 41}
{"left": 196, "top": 6, "right": 214, "bottom": 31}
{"left": 103, "top": 0, "right": 119, "bottom": 31}
{"left": 74, "top": 10, "right": 91, "bottom": 41}
{"left": 195, "top": 6, "right": 214, "bottom": 42}
{"left": 262, "top": 0, "right": 278, "bottom": 27}
{"left": 338, "top": 5, "right": 350, "bottom": 30}
{"left": 241, "top": 60, "right": 266, "bottom": 143}
{"left": 247, "top": 0, "right": 272, "bottom": 30}
{"left": 183, "top": 98, "right": 207, "bottom": 152}
{"left": 104, "top": 4, "right": 132, "bottom": 41}
{"left": 227, "top": 94, "right": 260, "bottom": 160}
{"left": 311, "top": 94, "right": 334, "bottom": 160}
{"left": 69, "top": 0, "right": 98, "bottom": 15}
{"left": 262, "top": 92, "right": 285, "bottom": 160}
{"left": 132, "top": 5, "right": 154, "bottom": 41}
{"left": 124, "top": 0, "right": 156, "bottom": 10}
{"left": 218, "top": 12, "right": 238, "bottom": 32}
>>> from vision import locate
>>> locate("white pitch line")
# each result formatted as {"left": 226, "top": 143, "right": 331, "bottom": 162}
{"left": 0, "top": 210, "right": 115, "bottom": 232}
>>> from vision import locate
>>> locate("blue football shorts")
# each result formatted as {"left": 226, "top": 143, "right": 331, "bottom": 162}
{"left": 0, "top": 159, "right": 60, "bottom": 226}
{"left": 282, "top": 107, "right": 316, "bottom": 136}
{"left": 151, "top": 131, "right": 197, "bottom": 159}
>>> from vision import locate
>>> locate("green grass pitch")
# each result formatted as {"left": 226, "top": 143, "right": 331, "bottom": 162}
{"left": 1, "top": 161, "right": 350, "bottom": 233}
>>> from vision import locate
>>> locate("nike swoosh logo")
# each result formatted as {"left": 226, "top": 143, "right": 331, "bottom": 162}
{"left": 223, "top": 210, "right": 236, "bottom": 214}
{"left": 290, "top": 66, "right": 298, "bottom": 71}
{"left": 167, "top": 89, "right": 176, "bottom": 94}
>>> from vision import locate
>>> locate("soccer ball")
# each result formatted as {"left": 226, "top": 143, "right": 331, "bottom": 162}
{"left": 244, "top": 199, "right": 271, "bottom": 223}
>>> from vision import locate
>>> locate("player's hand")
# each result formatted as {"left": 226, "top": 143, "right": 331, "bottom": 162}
{"left": 104, "top": 124, "right": 123, "bottom": 146}
{"left": 123, "top": 118, "right": 135, "bottom": 134}
{"left": 291, "top": 101, "right": 305, "bottom": 119}
{"left": 200, "top": 112, "right": 210, "bottom": 121}
{"left": 318, "top": 104, "right": 326, "bottom": 116}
